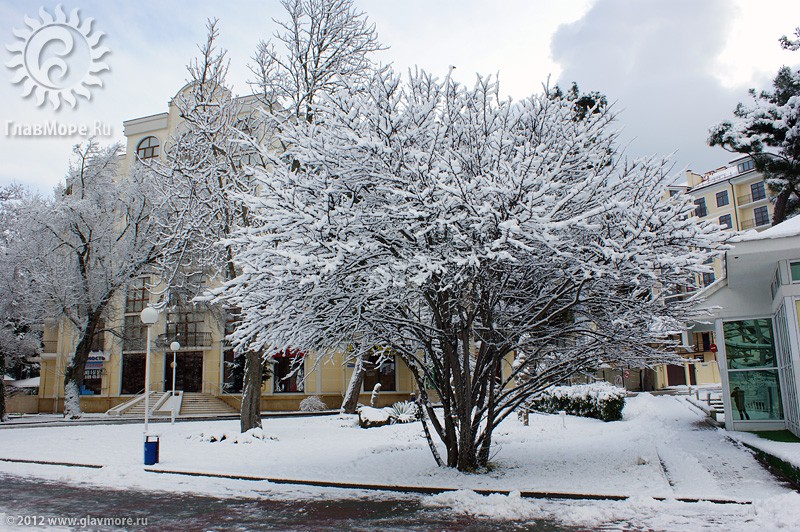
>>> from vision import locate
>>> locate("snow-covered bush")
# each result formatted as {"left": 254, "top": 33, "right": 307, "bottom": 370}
{"left": 191, "top": 427, "right": 276, "bottom": 444}
{"left": 389, "top": 401, "right": 418, "bottom": 423}
{"left": 527, "top": 382, "right": 626, "bottom": 422}
{"left": 300, "top": 396, "right": 328, "bottom": 412}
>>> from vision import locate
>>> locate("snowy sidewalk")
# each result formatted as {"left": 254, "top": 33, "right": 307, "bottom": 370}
{"left": 0, "top": 393, "right": 798, "bottom": 530}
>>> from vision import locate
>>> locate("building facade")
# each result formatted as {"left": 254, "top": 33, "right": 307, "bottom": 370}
{"left": 36, "top": 85, "right": 428, "bottom": 415}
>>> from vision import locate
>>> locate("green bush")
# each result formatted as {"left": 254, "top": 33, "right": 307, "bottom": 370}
{"left": 527, "top": 382, "right": 626, "bottom": 422}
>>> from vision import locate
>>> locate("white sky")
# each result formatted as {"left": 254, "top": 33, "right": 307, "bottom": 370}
{"left": 0, "top": 0, "right": 799, "bottom": 192}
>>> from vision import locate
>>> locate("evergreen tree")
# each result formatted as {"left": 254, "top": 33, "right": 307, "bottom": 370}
{"left": 709, "top": 31, "right": 800, "bottom": 224}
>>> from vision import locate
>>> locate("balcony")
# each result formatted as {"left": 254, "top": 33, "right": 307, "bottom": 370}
{"left": 740, "top": 218, "right": 770, "bottom": 230}
{"left": 737, "top": 192, "right": 767, "bottom": 206}
{"left": 156, "top": 331, "right": 213, "bottom": 349}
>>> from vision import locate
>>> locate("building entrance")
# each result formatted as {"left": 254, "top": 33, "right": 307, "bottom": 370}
{"left": 164, "top": 352, "right": 204, "bottom": 392}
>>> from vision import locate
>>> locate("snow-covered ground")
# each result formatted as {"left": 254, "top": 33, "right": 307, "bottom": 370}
{"left": 1, "top": 393, "right": 798, "bottom": 530}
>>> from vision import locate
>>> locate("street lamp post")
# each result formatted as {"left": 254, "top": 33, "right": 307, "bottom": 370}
{"left": 170, "top": 341, "right": 180, "bottom": 425}
{"left": 140, "top": 306, "right": 159, "bottom": 464}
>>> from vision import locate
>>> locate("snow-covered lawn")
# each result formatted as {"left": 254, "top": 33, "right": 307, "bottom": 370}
{"left": 1, "top": 393, "right": 799, "bottom": 530}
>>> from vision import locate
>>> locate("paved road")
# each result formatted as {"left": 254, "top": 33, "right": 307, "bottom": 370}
{"left": 0, "top": 474, "right": 574, "bottom": 531}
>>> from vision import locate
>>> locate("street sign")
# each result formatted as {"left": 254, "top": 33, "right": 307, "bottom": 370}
{"left": 709, "top": 344, "right": 718, "bottom": 353}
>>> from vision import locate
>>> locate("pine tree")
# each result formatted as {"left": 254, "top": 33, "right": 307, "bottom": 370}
{"left": 709, "top": 31, "right": 800, "bottom": 225}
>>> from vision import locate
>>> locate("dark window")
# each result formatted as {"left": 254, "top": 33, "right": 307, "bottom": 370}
{"left": 136, "top": 136, "right": 160, "bottom": 160}
{"left": 121, "top": 353, "right": 145, "bottom": 394}
{"left": 751, "top": 181, "right": 766, "bottom": 201}
{"left": 694, "top": 197, "right": 707, "bottom": 218}
{"left": 716, "top": 190, "right": 729, "bottom": 207}
{"left": 166, "top": 308, "right": 205, "bottom": 348}
{"left": 222, "top": 349, "right": 245, "bottom": 393}
{"left": 702, "top": 271, "right": 716, "bottom": 287}
{"left": 123, "top": 315, "right": 148, "bottom": 352}
{"left": 737, "top": 160, "right": 755, "bottom": 173}
{"left": 719, "top": 214, "right": 733, "bottom": 229}
{"left": 363, "top": 354, "right": 397, "bottom": 392}
{"left": 89, "top": 318, "right": 105, "bottom": 352}
{"left": 754, "top": 205, "right": 770, "bottom": 227}
{"left": 125, "top": 278, "right": 149, "bottom": 314}
{"left": 273, "top": 351, "right": 304, "bottom": 393}
{"left": 669, "top": 189, "right": 679, "bottom": 197}
{"left": 701, "top": 332, "right": 712, "bottom": 352}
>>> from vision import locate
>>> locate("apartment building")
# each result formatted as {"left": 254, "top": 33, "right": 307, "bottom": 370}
{"left": 656, "top": 156, "right": 774, "bottom": 389}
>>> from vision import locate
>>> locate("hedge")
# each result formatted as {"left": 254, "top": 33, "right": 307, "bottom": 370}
{"left": 527, "top": 382, "right": 626, "bottom": 422}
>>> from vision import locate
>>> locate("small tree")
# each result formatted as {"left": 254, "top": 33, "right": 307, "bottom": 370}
{"left": 223, "top": 69, "right": 725, "bottom": 471}
{"left": 11, "top": 142, "right": 158, "bottom": 418}
{"left": 149, "top": 20, "right": 269, "bottom": 433}
{"left": 709, "top": 29, "right": 800, "bottom": 225}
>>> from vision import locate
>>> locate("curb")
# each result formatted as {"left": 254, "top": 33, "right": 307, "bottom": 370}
{"left": 0, "top": 410, "right": 340, "bottom": 429}
{"left": 144, "top": 467, "right": 752, "bottom": 505}
{"left": 0, "top": 457, "right": 102, "bottom": 469}
{"left": 0, "top": 457, "right": 755, "bottom": 505}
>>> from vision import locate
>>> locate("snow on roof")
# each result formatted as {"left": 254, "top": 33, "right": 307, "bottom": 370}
{"left": 734, "top": 215, "right": 800, "bottom": 242}
{"left": 3, "top": 374, "right": 14, "bottom": 382}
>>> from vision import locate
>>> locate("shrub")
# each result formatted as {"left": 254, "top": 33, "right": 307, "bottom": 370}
{"left": 388, "top": 401, "right": 418, "bottom": 423}
{"left": 527, "top": 382, "right": 626, "bottom": 422}
{"left": 300, "top": 396, "right": 328, "bottom": 412}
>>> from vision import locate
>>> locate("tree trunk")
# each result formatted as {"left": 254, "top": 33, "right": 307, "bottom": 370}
{"left": 240, "top": 350, "right": 263, "bottom": 432}
{"left": 340, "top": 354, "right": 366, "bottom": 414}
{"left": 772, "top": 188, "right": 792, "bottom": 226}
{"left": 62, "top": 312, "right": 102, "bottom": 419}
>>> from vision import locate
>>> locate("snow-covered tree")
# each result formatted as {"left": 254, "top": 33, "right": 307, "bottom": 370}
{"left": 248, "top": 0, "right": 383, "bottom": 415}
{"left": 249, "top": 0, "right": 383, "bottom": 124}
{"left": 222, "top": 68, "right": 726, "bottom": 471}
{"left": 709, "top": 31, "right": 800, "bottom": 224}
{"left": 148, "top": 19, "right": 268, "bottom": 432}
{"left": 10, "top": 141, "right": 159, "bottom": 418}
{"left": 780, "top": 27, "right": 800, "bottom": 51}
{"left": 0, "top": 185, "right": 40, "bottom": 422}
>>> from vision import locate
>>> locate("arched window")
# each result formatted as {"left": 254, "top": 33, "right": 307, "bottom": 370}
{"left": 136, "top": 136, "right": 160, "bottom": 160}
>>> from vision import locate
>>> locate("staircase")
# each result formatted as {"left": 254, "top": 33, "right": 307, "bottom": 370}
{"left": 708, "top": 396, "right": 725, "bottom": 423}
{"left": 106, "top": 392, "right": 163, "bottom": 418}
{"left": 106, "top": 392, "right": 237, "bottom": 419}
{"left": 179, "top": 393, "right": 238, "bottom": 416}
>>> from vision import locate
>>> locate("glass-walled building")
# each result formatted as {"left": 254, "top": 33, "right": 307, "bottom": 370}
{"left": 692, "top": 217, "right": 800, "bottom": 436}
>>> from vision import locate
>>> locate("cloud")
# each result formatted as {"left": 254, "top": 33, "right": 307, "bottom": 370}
{"left": 551, "top": 0, "right": 741, "bottom": 174}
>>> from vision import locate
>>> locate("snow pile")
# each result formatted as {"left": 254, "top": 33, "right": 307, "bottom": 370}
{"left": 751, "top": 492, "right": 800, "bottom": 528}
{"left": 424, "top": 490, "right": 546, "bottom": 520}
{"left": 358, "top": 404, "right": 419, "bottom": 427}
{"left": 528, "top": 382, "right": 626, "bottom": 421}
{"left": 189, "top": 427, "right": 276, "bottom": 444}
{"left": 299, "top": 396, "right": 328, "bottom": 412}
{"left": 358, "top": 406, "right": 392, "bottom": 428}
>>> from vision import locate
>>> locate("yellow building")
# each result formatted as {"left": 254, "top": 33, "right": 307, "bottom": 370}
{"left": 656, "top": 156, "right": 774, "bottom": 388}
{"left": 37, "top": 86, "right": 426, "bottom": 415}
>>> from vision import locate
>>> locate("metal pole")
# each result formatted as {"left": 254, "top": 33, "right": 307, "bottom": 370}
{"left": 171, "top": 349, "right": 176, "bottom": 425}
{"left": 144, "top": 323, "right": 152, "bottom": 434}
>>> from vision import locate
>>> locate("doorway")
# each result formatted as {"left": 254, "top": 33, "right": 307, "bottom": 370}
{"left": 164, "top": 352, "right": 204, "bottom": 392}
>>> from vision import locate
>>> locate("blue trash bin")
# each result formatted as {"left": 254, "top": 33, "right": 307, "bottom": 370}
{"left": 144, "top": 435, "right": 159, "bottom": 465}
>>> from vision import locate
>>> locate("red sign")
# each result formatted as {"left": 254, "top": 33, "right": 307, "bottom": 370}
{"left": 709, "top": 344, "right": 718, "bottom": 353}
